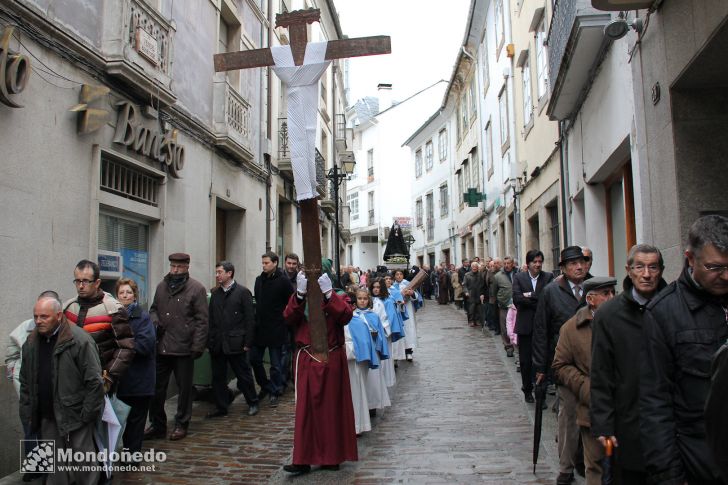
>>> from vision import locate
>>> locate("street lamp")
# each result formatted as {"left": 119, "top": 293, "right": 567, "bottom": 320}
{"left": 326, "top": 156, "right": 356, "bottom": 285}
{"left": 404, "top": 233, "right": 415, "bottom": 270}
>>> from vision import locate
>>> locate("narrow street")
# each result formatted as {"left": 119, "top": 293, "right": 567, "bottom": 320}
{"left": 1, "top": 301, "right": 564, "bottom": 485}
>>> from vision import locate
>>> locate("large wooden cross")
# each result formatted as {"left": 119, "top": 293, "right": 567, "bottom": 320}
{"left": 214, "top": 9, "right": 390, "bottom": 359}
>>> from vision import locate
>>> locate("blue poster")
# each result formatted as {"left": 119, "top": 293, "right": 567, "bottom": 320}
{"left": 121, "top": 249, "right": 149, "bottom": 308}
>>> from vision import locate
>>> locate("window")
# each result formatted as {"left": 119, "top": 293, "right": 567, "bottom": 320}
{"left": 522, "top": 56, "right": 532, "bottom": 126}
{"left": 368, "top": 191, "right": 375, "bottom": 225}
{"left": 548, "top": 204, "right": 561, "bottom": 272}
{"left": 471, "top": 149, "right": 480, "bottom": 191}
{"left": 438, "top": 128, "right": 448, "bottom": 161}
{"left": 347, "top": 192, "right": 359, "bottom": 221}
{"left": 469, "top": 77, "right": 477, "bottom": 118}
{"left": 425, "top": 141, "right": 434, "bottom": 171}
{"left": 485, "top": 119, "right": 494, "bottom": 179}
{"left": 481, "top": 35, "right": 490, "bottom": 94}
{"left": 218, "top": 12, "right": 241, "bottom": 89}
{"left": 457, "top": 169, "right": 463, "bottom": 209}
{"left": 463, "top": 160, "right": 470, "bottom": 190}
{"left": 415, "top": 148, "right": 423, "bottom": 178}
{"left": 439, "top": 183, "right": 449, "bottom": 217}
{"left": 367, "top": 149, "right": 374, "bottom": 179}
{"left": 426, "top": 193, "right": 434, "bottom": 242}
{"left": 499, "top": 86, "right": 510, "bottom": 151}
{"left": 495, "top": 0, "right": 505, "bottom": 53}
{"left": 461, "top": 96, "right": 469, "bottom": 135}
{"left": 416, "top": 198, "right": 423, "bottom": 226}
{"left": 98, "top": 213, "right": 150, "bottom": 308}
{"left": 536, "top": 18, "right": 549, "bottom": 100}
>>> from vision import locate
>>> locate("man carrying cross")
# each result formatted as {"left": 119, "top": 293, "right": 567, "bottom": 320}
{"left": 214, "top": 7, "right": 390, "bottom": 473}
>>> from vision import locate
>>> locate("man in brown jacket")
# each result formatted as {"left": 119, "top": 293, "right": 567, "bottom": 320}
{"left": 553, "top": 276, "right": 616, "bottom": 485}
{"left": 146, "top": 253, "right": 208, "bottom": 441}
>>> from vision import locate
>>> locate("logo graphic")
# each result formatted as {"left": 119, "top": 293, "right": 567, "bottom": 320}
{"left": 20, "top": 440, "right": 55, "bottom": 473}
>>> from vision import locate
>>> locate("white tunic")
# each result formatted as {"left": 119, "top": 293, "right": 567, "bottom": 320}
{"left": 372, "top": 299, "right": 396, "bottom": 387}
{"left": 398, "top": 280, "right": 419, "bottom": 350}
{"left": 344, "top": 325, "right": 371, "bottom": 434}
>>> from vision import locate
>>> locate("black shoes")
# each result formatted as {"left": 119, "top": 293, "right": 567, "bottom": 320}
{"left": 556, "top": 471, "right": 574, "bottom": 484}
{"left": 283, "top": 464, "right": 311, "bottom": 474}
{"left": 248, "top": 403, "right": 259, "bottom": 416}
{"left": 524, "top": 393, "right": 535, "bottom": 403}
{"left": 143, "top": 426, "right": 166, "bottom": 440}
{"left": 269, "top": 394, "right": 279, "bottom": 406}
{"left": 205, "top": 409, "right": 228, "bottom": 419}
{"left": 506, "top": 348, "right": 514, "bottom": 357}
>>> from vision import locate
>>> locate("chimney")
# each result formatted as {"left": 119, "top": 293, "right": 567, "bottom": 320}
{"left": 377, "top": 83, "right": 393, "bottom": 110}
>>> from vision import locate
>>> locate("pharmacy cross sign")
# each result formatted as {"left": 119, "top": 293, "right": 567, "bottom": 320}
{"left": 214, "top": 8, "right": 390, "bottom": 359}
{"left": 463, "top": 188, "right": 485, "bottom": 207}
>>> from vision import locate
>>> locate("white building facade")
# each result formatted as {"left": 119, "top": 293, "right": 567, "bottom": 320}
{"left": 346, "top": 82, "right": 447, "bottom": 272}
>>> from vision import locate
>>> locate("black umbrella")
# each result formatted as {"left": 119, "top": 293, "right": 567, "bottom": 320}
{"left": 601, "top": 438, "right": 614, "bottom": 484}
{"left": 532, "top": 380, "right": 547, "bottom": 473}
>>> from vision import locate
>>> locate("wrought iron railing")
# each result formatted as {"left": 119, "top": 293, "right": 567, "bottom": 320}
{"left": 278, "top": 117, "right": 289, "bottom": 159}
{"left": 368, "top": 209, "right": 375, "bottom": 226}
{"left": 547, "top": 0, "right": 575, "bottom": 90}
{"left": 315, "top": 148, "right": 326, "bottom": 197}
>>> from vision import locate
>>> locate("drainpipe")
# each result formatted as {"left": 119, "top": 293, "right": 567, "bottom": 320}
{"left": 265, "top": 153, "right": 272, "bottom": 252}
{"left": 558, "top": 120, "right": 570, "bottom": 247}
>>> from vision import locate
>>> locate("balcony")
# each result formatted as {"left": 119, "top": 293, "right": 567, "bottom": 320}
{"left": 546, "top": 0, "right": 612, "bottom": 120}
{"left": 368, "top": 209, "right": 375, "bottom": 226}
{"left": 102, "top": 0, "right": 176, "bottom": 105}
{"left": 315, "top": 148, "right": 326, "bottom": 198}
{"left": 278, "top": 117, "right": 291, "bottom": 174}
{"left": 335, "top": 113, "right": 347, "bottom": 151}
{"left": 213, "top": 81, "right": 254, "bottom": 162}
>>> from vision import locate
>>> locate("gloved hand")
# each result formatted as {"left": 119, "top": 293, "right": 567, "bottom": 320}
{"left": 296, "top": 271, "right": 308, "bottom": 296}
{"left": 318, "top": 273, "right": 333, "bottom": 297}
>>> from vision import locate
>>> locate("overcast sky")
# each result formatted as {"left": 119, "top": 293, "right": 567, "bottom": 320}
{"left": 333, "top": 0, "right": 472, "bottom": 105}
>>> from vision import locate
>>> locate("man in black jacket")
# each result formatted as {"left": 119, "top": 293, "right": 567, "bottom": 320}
{"left": 590, "top": 244, "right": 667, "bottom": 485}
{"left": 533, "top": 246, "right": 589, "bottom": 485}
{"left": 206, "top": 261, "right": 260, "bottom": 418}
{"left": 512, "top": 249, "right": 553, "bottom": 403}
{"left": 251, "top": 251, "right": 294, "bottom": 406}
{"left": 640, "top": 215, "right": 728, "bottom": 485}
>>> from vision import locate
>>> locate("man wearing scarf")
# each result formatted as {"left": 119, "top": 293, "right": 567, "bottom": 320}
{"left": 145, "top": 253, "right": 208, "bottom": 441}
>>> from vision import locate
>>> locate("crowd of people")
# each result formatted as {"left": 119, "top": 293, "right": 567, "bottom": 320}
{"left": 5, "top": 249, "right": 426, "bottom": 483}
{"left": 423, "top": 215, "right": 728, "bottom": 485}
{"left": 5, "top": 214, "right": 728, "bottom": 484}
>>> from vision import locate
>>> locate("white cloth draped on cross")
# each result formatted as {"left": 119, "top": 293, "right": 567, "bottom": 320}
{"left": 271, "top": 41, "right": 331, "bottom": 201}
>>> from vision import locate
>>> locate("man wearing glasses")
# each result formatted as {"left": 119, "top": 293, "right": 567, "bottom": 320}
{"left": 63, "top": 260, "right": 134, "bottom": 394}
{"left": 640, "top": 215, "right": 728, "bottom": 485}
{"left": 145, "top": 253, "right": 208, "bottom": 441}
{"left": 590, "top": 244, "right": 667, "bottom": 485}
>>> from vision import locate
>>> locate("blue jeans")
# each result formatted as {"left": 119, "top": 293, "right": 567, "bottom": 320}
{"left": 249, "top": 345, "right": 285, "bottom": 396}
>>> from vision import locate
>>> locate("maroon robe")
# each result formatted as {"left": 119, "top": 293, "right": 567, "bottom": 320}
{"left": 283, "top": 292, "right": 358, "bottom": 465}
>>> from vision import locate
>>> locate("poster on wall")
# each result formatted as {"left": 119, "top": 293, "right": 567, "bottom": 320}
{"left": 98, "top": 250, "right": 123, "bottom": 279}
{"left": 121, "top": 249, "right": 149, "bottom": 307}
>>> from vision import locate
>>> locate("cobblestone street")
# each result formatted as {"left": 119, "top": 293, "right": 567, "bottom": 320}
{"left": 2, "top": 300, "right": 564, "bottom": 485}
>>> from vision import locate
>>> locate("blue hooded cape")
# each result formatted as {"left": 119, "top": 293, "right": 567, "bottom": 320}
{"left": 379, "top": 296, "right": 405, "bottom": 342}
{"left": 348, "top": 314, "right": 379, "bottom": 369}
{"left": 354, "top": 308, "right": 390, "bottom": 360}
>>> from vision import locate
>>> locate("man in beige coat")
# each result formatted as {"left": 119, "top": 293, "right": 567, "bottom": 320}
{"left": 553, "top": 276, "right": 616, "bottom": 485}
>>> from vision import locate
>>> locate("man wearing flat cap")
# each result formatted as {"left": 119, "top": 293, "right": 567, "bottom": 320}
{"left": 146, "top": 253, "right": 208, "bottom": 441}
{"left": 533, "top": 245, "right": 591, "bottom": 485}
{"left": 553, "top": 276, "right": 616, "bottom": 485}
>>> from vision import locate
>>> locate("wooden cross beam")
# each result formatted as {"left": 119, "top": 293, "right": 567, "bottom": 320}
{"left": 214, "top": 8, "right": 391, "bottom": 358}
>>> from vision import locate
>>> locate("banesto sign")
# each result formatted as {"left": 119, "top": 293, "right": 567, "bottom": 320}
{"left": 113, "top": 101, "right": 185, "bottom": 178}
